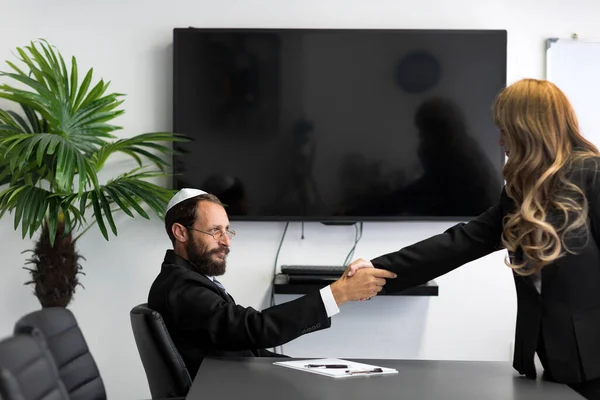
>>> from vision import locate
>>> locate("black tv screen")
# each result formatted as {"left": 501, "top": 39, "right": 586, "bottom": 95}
{"left": 172, "top": 28, "right": 507, "bottom": 221}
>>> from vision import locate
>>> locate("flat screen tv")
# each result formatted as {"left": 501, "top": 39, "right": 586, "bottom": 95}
{"left": 172, "top": 28, "right": 507, "bottom": 221}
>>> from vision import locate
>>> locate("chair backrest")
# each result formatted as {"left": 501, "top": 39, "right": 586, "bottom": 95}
{"left": 14, "top": 307, "right": 106, "bottom": 400}
{"left": 130, "top": 303, "right": 192, "bottom": 399}
{"left": 0, "top": 331, "right": 69, "bottom": 400}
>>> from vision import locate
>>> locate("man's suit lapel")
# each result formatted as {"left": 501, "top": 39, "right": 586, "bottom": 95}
{"left": 216, "top": 287, "right": 234, "bottom": 303}
{"left": 197, "top": 274, "right": 235, "bottom": 303}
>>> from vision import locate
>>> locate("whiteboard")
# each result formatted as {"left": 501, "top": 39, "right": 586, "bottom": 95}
{"left": 546, "top": 39, "right": 600, "bottom": 148}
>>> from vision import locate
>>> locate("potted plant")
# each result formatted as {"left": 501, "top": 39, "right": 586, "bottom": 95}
{"left": 0, "top": 40, "right": 186, "bottom": 307}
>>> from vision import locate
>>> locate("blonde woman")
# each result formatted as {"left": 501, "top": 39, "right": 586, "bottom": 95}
{"left": 347, "top": 79, "right": 600, "bottom": 399}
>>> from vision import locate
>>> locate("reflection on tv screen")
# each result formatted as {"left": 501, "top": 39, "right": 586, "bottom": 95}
{"left": 173, "top": 28, "right": 507, "bottom": 221}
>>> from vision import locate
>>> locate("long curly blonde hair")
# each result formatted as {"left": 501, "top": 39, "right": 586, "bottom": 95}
{"left": 492, "top": 79, "right": 599, "bottom": 275}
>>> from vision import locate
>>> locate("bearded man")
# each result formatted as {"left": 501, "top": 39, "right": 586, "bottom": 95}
{"left": 148, "top": 188, "right": 396, "bottom": 377}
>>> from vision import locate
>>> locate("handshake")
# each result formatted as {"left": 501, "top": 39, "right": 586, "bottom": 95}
{"left": 329, "top": 259, "right": 397, "bottom": 306}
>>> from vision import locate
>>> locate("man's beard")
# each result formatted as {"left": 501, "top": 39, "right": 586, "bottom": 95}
{"left": 186, "top": 240, "right": 229, "bottom": 277}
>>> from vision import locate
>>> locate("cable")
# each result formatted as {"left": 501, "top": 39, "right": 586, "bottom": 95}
{"left": 301, "top": 221, "right": 305, "bottom": 240}
{"left": 270, "top": 221, "right": 289, "bottom": 354}
{"left": 271, "top": 221, "right": 289, "bottom": 307}
{"left": 343, "top": 222, "right": 363, "bottom": 266}
{"left": 342, "top": 224, "right": 358, "bottom": 266}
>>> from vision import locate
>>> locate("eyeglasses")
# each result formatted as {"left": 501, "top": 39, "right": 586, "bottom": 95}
{"left": 187, "top": 227, "right": 236, "bottom": 241}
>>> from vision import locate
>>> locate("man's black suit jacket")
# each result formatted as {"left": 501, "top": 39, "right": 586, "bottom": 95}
{"left": 372, "top": 159, "right": 600, "bottom": 384}
{"left": 148, "top": 250, "right": 330, "bottom": 377}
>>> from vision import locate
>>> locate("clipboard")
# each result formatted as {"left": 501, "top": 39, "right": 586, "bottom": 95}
{"left": 273, "top": 358, "right": 398, "bottom": 378}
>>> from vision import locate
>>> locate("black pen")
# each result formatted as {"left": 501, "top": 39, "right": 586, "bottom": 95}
{"left": 305, "top": 364, "right": 349, "bottom": 368}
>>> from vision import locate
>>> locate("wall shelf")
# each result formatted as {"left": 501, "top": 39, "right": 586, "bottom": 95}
{"left": 273, "top": 274, "right": 438, "bottom": 296}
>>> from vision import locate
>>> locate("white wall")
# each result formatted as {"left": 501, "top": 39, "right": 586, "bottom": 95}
{"left": 1, "top": 0, "right": 599, "bottom": 398}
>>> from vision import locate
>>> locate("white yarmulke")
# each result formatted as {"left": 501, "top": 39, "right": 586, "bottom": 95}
{"left": 166, "top": 188, "right": 208, "bottom": 213}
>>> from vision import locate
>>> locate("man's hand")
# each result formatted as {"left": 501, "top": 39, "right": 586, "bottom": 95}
{"left": 346, "top": 258, "right": 374, "bottom": 277}
{"left": 330, "top": 267, "right": 397, "bottom": 306}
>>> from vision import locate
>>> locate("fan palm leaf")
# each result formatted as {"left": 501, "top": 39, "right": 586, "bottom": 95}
{"left": 0, "top": 40, "right": 189, "bottom": 245}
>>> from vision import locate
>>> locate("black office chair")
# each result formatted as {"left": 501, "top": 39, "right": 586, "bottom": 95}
{"left": 130, "top": 303, "right": 191, "bottom": 399}
{"left": 14, "top": 307, "right": 107, "bottom": 400}
{"left": 0, "top": 330, "right": 69, "bottom": 400}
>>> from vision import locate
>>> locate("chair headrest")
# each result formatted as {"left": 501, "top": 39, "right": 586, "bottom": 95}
{"left": 131, "top": 303, "right": 164, "bottom": 320}
{"left": 14, "top": 307, "right": 77, "bottom": 337}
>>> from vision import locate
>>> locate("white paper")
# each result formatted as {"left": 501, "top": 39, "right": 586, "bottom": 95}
{"left": 273, "top": 358, "right": 398, "bottom": 379}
